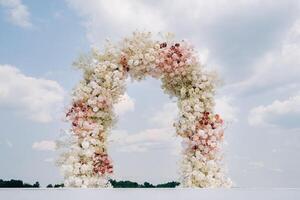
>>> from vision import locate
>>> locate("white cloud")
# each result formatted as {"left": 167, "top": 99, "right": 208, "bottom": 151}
{"left": 114, "top": 93, "right": 135, "bottom": 116}
{"left": 249, "top": 161, "right": 265, "bottom": 169}
{"left": 44, "top": 157, "right": 54, "bottom": 163}
{"left": 0, "top": 65, "right": 65, "bottom": 123}
{"left": 227, "top": 19, "right": 300, "bottom": 95}
{"left": 248, "top": 94, "right": 300, "bottom": 128}
{"left": 32, "top": 140, "right": 56, "bottom": 151}
{"left": 0, "top": 0, "right": 32, "bottom": 28}
{"left": 270, "top": 168, "right": 283, "bottom": 173}
{"left": 5, "top": 139, "right": 13, "bottom": 148}
{"left": 66, "top": 0, "right": 166, "bottom": 44}
{"left": 1, "top": 139, "right": 13, "bottom": 148}
{"left": 109, "top": 101, "right": 182, "bottom": 154}
{"left": 150, "top": 102, "right": 178, "bottom": 127}
{"left": 109, "top": 128, "right": 172, "bottom": 145}
{"left": 109, "top": 127, "right": 181, "bottom": 154}
{"left": 215, "top": 96, "right": 238, "bottom": 123}
{"left": 66, "top": 0, "right": 298, "bottom": 45}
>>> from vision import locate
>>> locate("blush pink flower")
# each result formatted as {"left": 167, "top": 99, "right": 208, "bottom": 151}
{"left": 156, "top": 42, "right": 197, "bottom": 74}
{"left": 93, "top": 153, "right": 113, "bottom": 175}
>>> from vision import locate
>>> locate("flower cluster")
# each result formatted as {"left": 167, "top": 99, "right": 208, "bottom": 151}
{"left": 58, "top": 32, "right": 232, "bottom": 188}
{"left": 179, "top": 112, "right": 231, "bottom": 187}
{"left": 157, "top": 42, "right": 196, "bottom": 75}
{"left": 93, "top": 153, "right": 113, "bottom": 175}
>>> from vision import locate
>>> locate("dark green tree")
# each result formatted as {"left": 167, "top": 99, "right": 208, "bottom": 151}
{"left": 54, "top": 183, "right": 64, "bottom": 188}
{"left": 143, "top": 182, "right": 155, "bottom": 188}
{"left": 33, "top": 182, "right": 40, "bottom": 188}
{"left": 156, "top": 181, "right": 180, "bottom": 188}
{"left": 0, "top": 179, "right": 40, "bottom": 188}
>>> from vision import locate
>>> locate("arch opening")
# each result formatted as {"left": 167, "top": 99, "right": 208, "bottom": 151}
{"left": 108, "top": 77, "right": 182, "bottom": 184}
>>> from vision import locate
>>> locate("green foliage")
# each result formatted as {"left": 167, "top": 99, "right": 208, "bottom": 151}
{"left": 110, "top": 180, "right": 140, "bottom": 188}
{"left": 0, "top": 179, "right": 40, "bottom": 188}
{"left": 142, "top": 182, "right": 155, "bottom": 188}
{"left": 33, "top": 181, "right": 40, "bottom": 188}
{"left": 156, "top": 181, "right": 180, "bottom": 188}
{"left": 109, "top": 179, "right": 180, "bottom": 188}
{"left": 46, "top": 183, "right": 64, "bottom": 188}
{"left": 54, "top": 183, "right": 64, "bottom": 188}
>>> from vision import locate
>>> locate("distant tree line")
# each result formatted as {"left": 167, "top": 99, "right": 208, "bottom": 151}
{"left": 46, "top": 183, "right": 64, "bottom": 188}
{"left": 109, "top": 180, "right": 180, "bottom": 188}
{"left": 0, "top": 179, "right": 40, "bottom": 188}
{"left": 0, "top": 179, "right": 179, "bottom": 188}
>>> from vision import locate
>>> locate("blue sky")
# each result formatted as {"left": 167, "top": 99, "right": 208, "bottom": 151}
{"left": 1, "top": 0, "right": 300, "bottom": 187}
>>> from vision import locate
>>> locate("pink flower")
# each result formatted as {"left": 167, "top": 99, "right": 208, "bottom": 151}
{"left": 92, "top": 153, "right": 113, "bottom": 175}
{"left": 156, "top": 41, "right": 197, "bottom": 75}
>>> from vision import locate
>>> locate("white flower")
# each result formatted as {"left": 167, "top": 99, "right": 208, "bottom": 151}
{"left": 82, "top": 148, "right": 94, "bottom": 157}
{"left": 90, "top": 81, "right": 98, "bottom": 89}
{"left": 93, "top": 107, "right": 99, "bottom": 112}
{"left": 128, "top": 59, "right": 133, "bottom": 66}
{"left": 133, "top": 60, "right": 139, "bottom": 66}
{"left": 74, "top": 177, "right": 82, "bottom": 187}
{"left": 61, "top": 164, "right": 73, "bottom": 176}
{"left": 66, "top": 156, "right": 78, "bottom": 164}
{"left": 197, "top": 129, "right": 205, "bottom": 137}
{"left": 96, "top": 178, "right": 108, "bottom": 186}
{"left": 194, "top": 104, "right": 203, "bottom": 112}
{"left": 110, "top": 64, "right": 118, "bottom": 69}
{"left": 80, "top": 164, "right": 90, "bottom": 174}
{"left": 81, "top": 140, "right": 90, "bottom": 149}
{"left": 64, "top": 179, "right": 71, "bottom": 187}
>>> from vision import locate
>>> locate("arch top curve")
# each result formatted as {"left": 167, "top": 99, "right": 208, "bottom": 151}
{"left": 58, "top": 32, "right": 232, "bottom": 188}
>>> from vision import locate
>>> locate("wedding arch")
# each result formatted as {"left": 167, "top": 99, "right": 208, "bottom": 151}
{"left": 58, "top": 32, "right": 232, "bottom": 188}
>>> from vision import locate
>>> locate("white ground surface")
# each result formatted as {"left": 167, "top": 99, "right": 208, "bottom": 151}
{"left": 1, "top": 188, "right": 299, "bottom": 200}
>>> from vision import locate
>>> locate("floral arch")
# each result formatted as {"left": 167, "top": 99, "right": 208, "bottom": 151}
{"left": 58, "top": 32, "right": 232, "bottom": 188}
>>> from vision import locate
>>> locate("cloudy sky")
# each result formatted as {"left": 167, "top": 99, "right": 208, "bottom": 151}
{"left": 0, "top": 0, "right": 300, "bottom": 187}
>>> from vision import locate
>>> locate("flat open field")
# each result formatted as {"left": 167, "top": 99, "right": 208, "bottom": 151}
{"left": 1, "top": 188, "right": 299, "bottom": 200}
